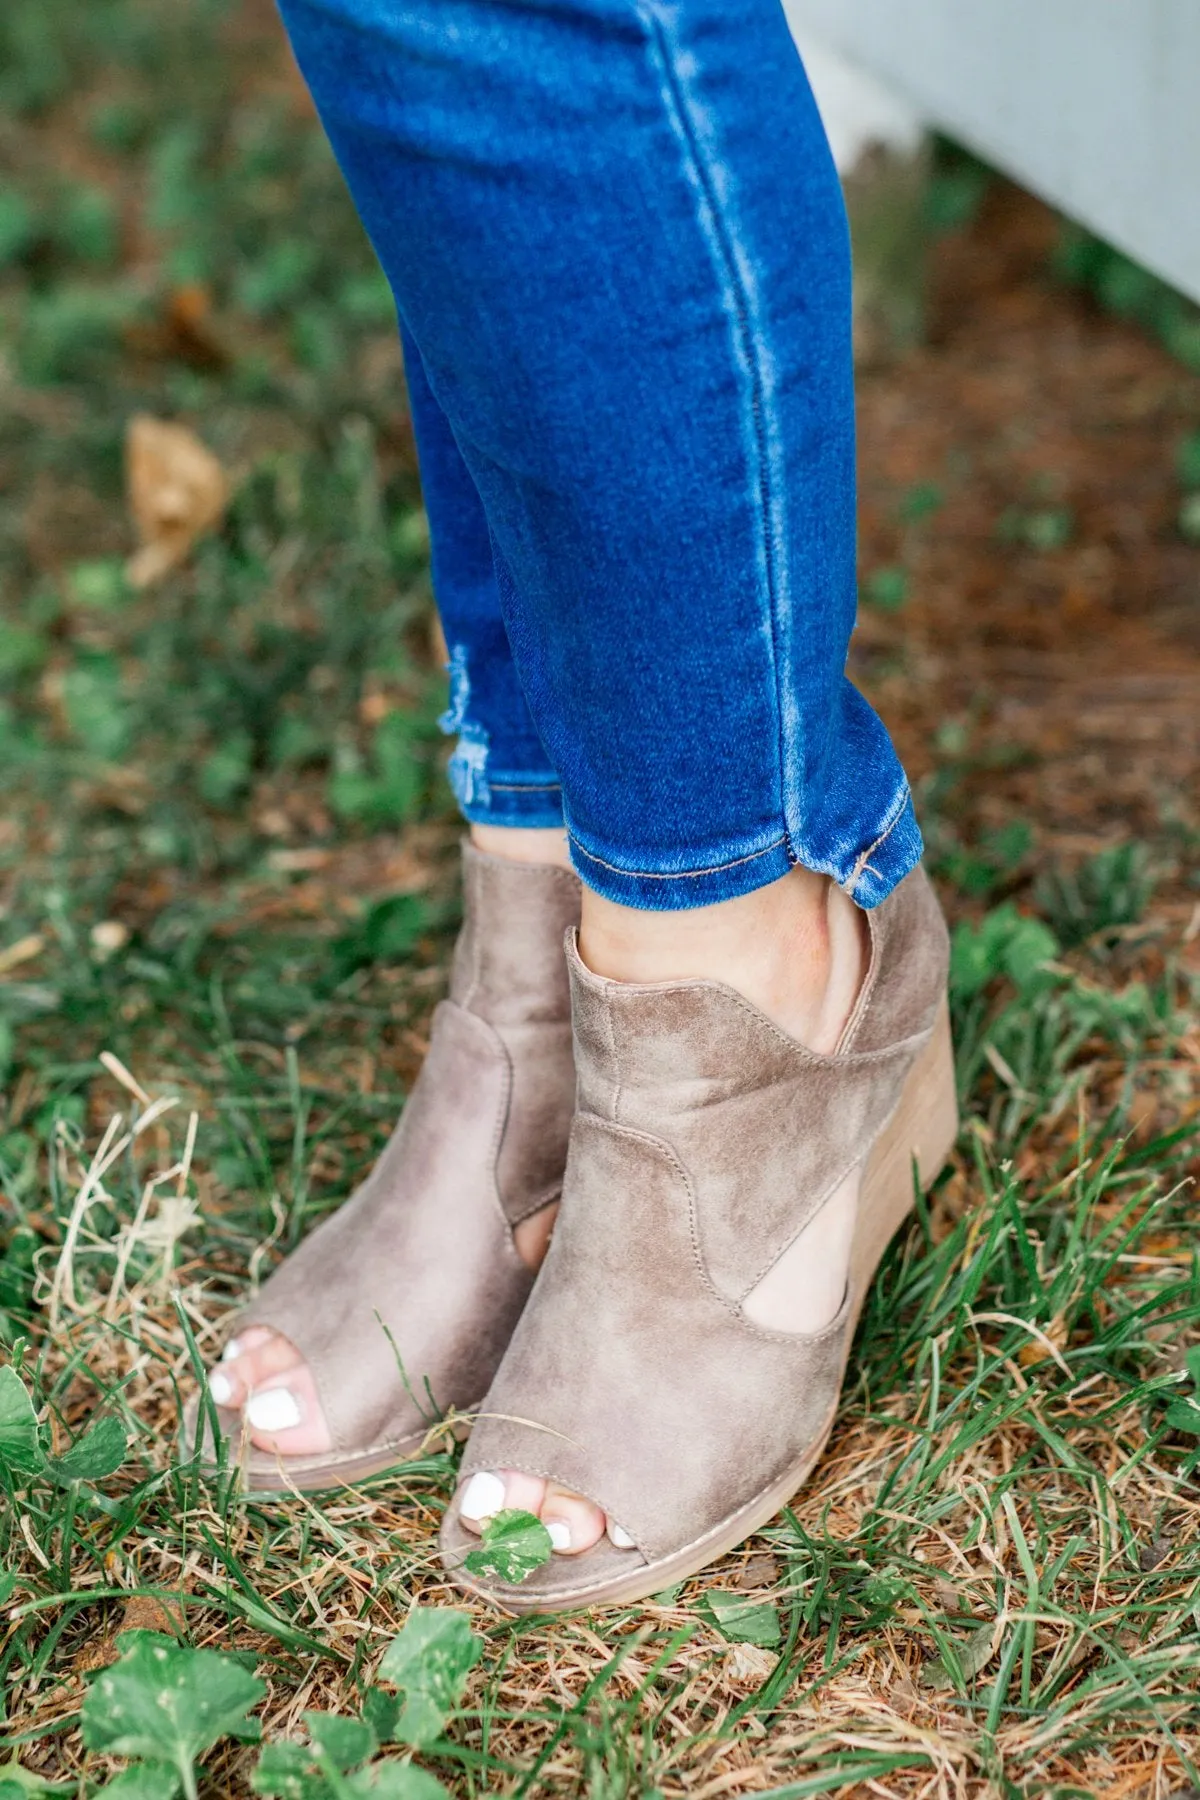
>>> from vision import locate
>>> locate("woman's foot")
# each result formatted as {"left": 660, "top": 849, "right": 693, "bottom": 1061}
{"left": 207, "top": 1199, "right": 562, "bottom": 1458}
{"left": 458, "top": 865, "right": 870, "bottom": 1554}
{"left": 445, "top": 864, "right": 955, "bottom": 1608}
{"left": 191, "top": 830, "right": 580, "bottom": 1484}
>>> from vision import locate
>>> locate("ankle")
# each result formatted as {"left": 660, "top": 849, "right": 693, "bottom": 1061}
{"left": 470, "top": 823, "right": 574, "bottom": 872}
{"left": 578, "top": 867, "right": 867, "bottom": 1053}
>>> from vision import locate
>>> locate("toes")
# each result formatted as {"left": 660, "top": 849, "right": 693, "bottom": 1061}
{"left": 206, "top": 1363, "right": 246, "bottom": 1409}
{"left": 222, "top": 1325, "right": 272, "bottom": 1360}
{"left": 456, "top": 1472, "right": 624, "bottom": 1557}
{"left": 229, "top": 1331, "right": 307, "bottom": 1392}
{"left": 458, "top": 1469, "right": 545, "bottom": 1537}
{"left": 539, "top": 1485, "right": 606, "bottom": 1557}
{"left": 241, "top": 1364, "right": 333, "bottom": 1458}
{"left": 207, "top": 1325, "right": 275, "bottom": 1408}
{"left": 207, "top": 1328, "right": 305, "bottom": 1412}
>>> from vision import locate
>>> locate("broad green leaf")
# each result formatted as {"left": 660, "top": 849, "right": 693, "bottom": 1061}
{"left": 1165, "top": 1399, "right": 1200, "bottom": 1436}
{"left": 860, "top": 1566, "right": 913, "bottom": 1615}
{"left": 360, "top": 1689, "right": 400, "bottom": 1744}
{"left": 97, "top": 1768, "right": 182, "bottom": 1798}
{"left": 949, "top": 905, "right": 1059, "bottom": 1000}
{"left": 47, "top": 1414, "right": 127, "bottom": 1484}
{"left": 345, "top": 1766, "right": 450, "bottom": 1799}
{"left": 0, "top": 1763, "right": 75, "bottom": 1795}
{"left": 82, "top": 1631, "right": 264, "bottom": 1781}
{"left": 0, "top": 1771, "right": 75, "bottom": 1800}
{"left": 0, "top": 1365, "right": 43, "bottom": 1475}
{"left": 252, "top": 1742, "right": 450, "bottom": 1800}
{"left": 376, "top": 1607, "right": 484, "bottom": 1748}
{"left": 304, "top": 1713, "right": 375, "bottom": 1773}
{"left": 460, "top": 1508, "right": 552, "bottom": 1588}
{"left": 252, "top": 1742, "right": 320, "bottom": 1799}
{"left": 0, "top": 1573, "right": 19, "bottom": 1606}
{"left": 700, "top": 1590, "right": 781, "bottom": 1648}
{"left": 1001, "top": 916, "right": 1059, "bottom": 991}
{"left": 251, "top": 1743, "right": 327, "bottom": 1800}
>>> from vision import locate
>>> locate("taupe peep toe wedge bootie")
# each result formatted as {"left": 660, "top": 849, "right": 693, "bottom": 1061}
{"left": 442, "top": 864, "right": 956, "bottom": 1611}
{"left": 182, "top": 844, "right": 581, "bottom": 1493}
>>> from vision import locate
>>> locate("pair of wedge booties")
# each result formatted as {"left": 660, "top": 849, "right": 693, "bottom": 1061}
{"left": 186, "top": 842, "right": 956, "bottom": 1613}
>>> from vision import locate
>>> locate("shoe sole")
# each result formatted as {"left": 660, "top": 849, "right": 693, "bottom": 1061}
{"left": 449, "top": 999, "right": 959, "bottom": 1614}
{"left": 178, "top": 1400, "right": 473, "bottom": 1498}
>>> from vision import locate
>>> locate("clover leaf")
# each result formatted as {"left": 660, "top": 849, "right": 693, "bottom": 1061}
{"left": 304, "top": 1714, "right": 376, "bottom": 1773}
{"left": 47, "top": 1414, "right": 127, "bottom": 1485}
{"left": 0, "top": 1365, "right": 43, "bottom": 1477}
{"left": 460, "top": 1507, "right": 552, "bottom": 1587}
{"left": 375, "top": 1607, "right": 483, "bottom": 1748}
{"left": 82, "top": 1630, "right": 263, "bottom": 1798}
{"left": 252, "top": 1720, "right": 451, "bottom": 1799}
{"left": 701, "top": 1590, "right": 781, "bottom": 1648}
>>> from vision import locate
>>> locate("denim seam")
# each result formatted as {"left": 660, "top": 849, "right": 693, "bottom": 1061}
{"left": 488, "top": 780, "right": 562, "bottom": 792}
{"left": 844, "top": 782, "right": 912, "bottom": 899}
{"left": 634, "top": 1, "right": 797, "bottom": 865}
{"left": 570, "top": 833, "right": 787, "bottom": 883}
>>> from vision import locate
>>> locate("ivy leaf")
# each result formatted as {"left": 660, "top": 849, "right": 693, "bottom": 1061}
{"left": 460, "top": 1508, "right": 552, "bottom": 1587}
{"left": 0, "top": 1365, "right": 43, "bottom": 1476}
{"left": 82, "top": 1631, "right": 264, "bottom": 1787}
{"left": 375, "top": 1607, "right": 484, "bottom": 1748}
{"left": 46, "top": 1415, "right": 127, "bottom": 1485}
{"left": 700, "top": 1590, "right": 781, "bottom": 1648}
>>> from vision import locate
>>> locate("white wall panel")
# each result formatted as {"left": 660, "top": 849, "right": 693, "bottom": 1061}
{"left": 782, "top": 0, "right": 1200, "bottom": 303}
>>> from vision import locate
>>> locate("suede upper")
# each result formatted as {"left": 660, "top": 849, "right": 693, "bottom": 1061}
{"left": 446, "top": 865, "right": 951, "bottom": 1592}
{"left": 208, "top": 845, "right": 581, "bottom": 1467}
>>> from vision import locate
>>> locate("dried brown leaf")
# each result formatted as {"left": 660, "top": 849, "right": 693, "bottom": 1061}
{"left": 125, "top": 414, "right": 230, "bottom": 588}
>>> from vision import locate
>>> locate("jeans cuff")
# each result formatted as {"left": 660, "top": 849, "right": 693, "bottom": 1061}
{"left": 567, "top": 831, "right": 796, "bottom": 910}
{"left": 566, "top": 788, "right": 923, "bottom": 913}
{"left": 838, "top": 785, "right": 923, "bottom": 908}
{"left": 453, "top": 771, "right": 565, "bottom": 830}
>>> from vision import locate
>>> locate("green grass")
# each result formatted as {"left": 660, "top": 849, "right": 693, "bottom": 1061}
{"left": 3, "top": 0, "right": 1200, "bottom": 1794}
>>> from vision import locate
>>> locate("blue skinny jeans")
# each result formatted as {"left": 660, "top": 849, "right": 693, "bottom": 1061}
{"left": 277, "top": 0, "right": 922, "bottom": 909}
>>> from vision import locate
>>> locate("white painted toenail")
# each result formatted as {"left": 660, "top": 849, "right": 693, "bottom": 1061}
{"left": 460, "top": 1471, "right": 506, "bottom": 1523}
{"left": 221, "top": 1338, "right": 244, "bottom": 1362}
{"left": 246, "top": 1388, "right": 302, "bottom": 1432}
{"left": 208, "top": 1371, "right": 235, "bottom": 1406}
{"left": 546, "top": 1520, "right": 572, "bottom": 1552}
{"left": 608, "top": 1522, "right": 635, "bottom": 1549}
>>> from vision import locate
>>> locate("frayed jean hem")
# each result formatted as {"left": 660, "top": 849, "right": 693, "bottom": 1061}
{"left": 566, "top": 787, "right": 923, "bottom": 911}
